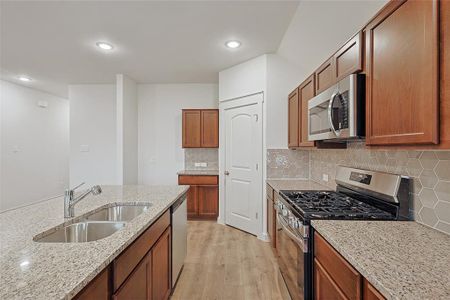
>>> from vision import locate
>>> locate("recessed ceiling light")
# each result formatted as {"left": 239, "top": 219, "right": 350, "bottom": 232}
{"left": 18, "top": 76, "right": 32, "bottom": 82}
{"left": 225, "top": 40, "right": 241, "bottom": 49}
{"left": 96, "top": 42, "right": 114, "bottom": 50}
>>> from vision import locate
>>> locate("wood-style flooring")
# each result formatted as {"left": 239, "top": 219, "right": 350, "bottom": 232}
{"left": 171, "top": 221, "right": 289, "bottom": 300}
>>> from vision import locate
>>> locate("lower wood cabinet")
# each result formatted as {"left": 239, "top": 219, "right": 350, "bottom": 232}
{"left": 178, "top": 175, "right": 218, "bottom": 220}
{"left": 75, "top": 210, "right": 172, "bottom": 300}
{"left": 266, "top": 183, "right": 276, "bottom": 249}
{"left": 314, "top": 232, "right": 385, "bottom": 300}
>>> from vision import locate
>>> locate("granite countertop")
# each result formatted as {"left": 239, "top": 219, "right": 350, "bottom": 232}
{"left": 312, "top": 220, "right": 450, "bottom": 300}
{"left": 177, "top": 169, "right": 219, "bottom": 176}
{"left": 266, "top": 179, "right": 331, "bottom": 193}
{"left": 0, "top": 185, "right": 189, "bottom": 300}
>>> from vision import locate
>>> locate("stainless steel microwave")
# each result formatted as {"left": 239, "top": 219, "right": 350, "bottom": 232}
{"left": 308, "top": 73, "right": 365, "bottom": 141}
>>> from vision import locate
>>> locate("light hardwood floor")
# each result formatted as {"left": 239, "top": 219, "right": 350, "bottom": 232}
{"left": 171, "top": 221, "right": 290, "bottom": 300}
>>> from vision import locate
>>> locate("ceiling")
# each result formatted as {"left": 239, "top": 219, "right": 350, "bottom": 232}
{"left": 0, "top": 1, "right": 299, "bottom": 97}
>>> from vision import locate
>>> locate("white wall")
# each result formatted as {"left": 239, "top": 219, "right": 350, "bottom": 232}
{"left": 277, "top": 0, "right": 388, "bottom": 82}
{"left": 266, "top": 54, "right": 304, "bottom": 149}
{"left": 138, "top": 84, "right": 218, "bottom": 185}
{"left": 69, "top": 84, "right": 117, "bottom": 187}
{"left": 219, "top": 55, "right": 267, "bottom": 102}
{"left": 0, "top": 80, "right": 69, "bottom": 212}
{"left": 116, "top": 75, "right": 138, "bottom": 184}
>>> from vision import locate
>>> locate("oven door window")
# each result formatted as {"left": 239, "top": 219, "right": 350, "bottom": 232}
{"left": 330, "top": 91, "right": 349, "bottom": 133}
{"left": 277, "top": 216, "right": 305, "bottom": 300}
{"left": 309, "top": 101, "right": 331, "bottom": 136}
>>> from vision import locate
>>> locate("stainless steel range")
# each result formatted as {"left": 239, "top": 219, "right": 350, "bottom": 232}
{"left": 275, "top": 166, "right": 410, "bottom": 300}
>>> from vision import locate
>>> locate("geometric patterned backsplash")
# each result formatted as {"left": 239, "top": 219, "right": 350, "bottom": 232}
{"left": 267, "top": 149, "right": 310, "bottom": 179}
{"left": 267, "top": 142, "right": 450, "bottom": 235}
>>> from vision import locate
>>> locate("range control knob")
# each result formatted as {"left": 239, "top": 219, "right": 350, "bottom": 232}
{"left": 292, "top": 218, "right": 300, "bottom": 229}
{"left": 282, "top": 208, "right": 288, "bottom": 217}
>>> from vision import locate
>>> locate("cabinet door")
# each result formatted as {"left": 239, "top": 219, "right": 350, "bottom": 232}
{"left": 152, "top": 228, "right": 171, "bottom": 300}
{"left": 75, "top": 268, "right": 110, "bottom": 300}
{"left": 314, "top": 259, "right": 347, "bottom": 300}
{"left": 298, "top": 74, "right": 316, "bottom": 147}
{"left": 365, "top": 0, "right": 439, "bottom": 145}
{"left": 113, "top": 253, "right": 151, "bottom": 300}
{"left": 267, "top": 196, "right": 275, "bottom": 248}
{"left": 182, "top": 110, "right": 201, "bottom": 148}
{"left": 201, "top": 110, "right": 219, "bottom": 148}
{"left": 363, "top": 279, "right": 385, "bottom": 300}
{"left": 197, "top": 185, "right": 218, "bottom": 219}
{"left": 186, "top": 186, "right": 198, "bottom": 219}
{"left": 315, "top": 57, "right": 335, "bottom": 94}
{"left": 288, "top": 89, "right": 300, "bottom": 148}
{"left": 334, "top": 32, "right": 363, "bottom": 81}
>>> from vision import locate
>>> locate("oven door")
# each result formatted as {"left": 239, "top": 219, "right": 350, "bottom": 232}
{"left": 276, "top": 214, "right": 311, "bottom": 300}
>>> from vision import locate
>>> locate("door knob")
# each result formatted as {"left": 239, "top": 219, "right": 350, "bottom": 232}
{"left": 224, "top": 171, "right": 230, "bottom": 175}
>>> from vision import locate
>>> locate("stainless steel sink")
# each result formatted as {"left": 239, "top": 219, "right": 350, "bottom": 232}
{"left": 35, "top": 221, "right": 126, "bottom": 243}
{"left": 82, "top": 204, "right": 152, "bottom": 222}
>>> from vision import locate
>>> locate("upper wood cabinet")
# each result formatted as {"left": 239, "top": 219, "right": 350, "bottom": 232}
{"left": 298, "top": 74, "right": 316, "bottom": 147}
{"left": 182, "top": 109, "right": 219, "bottom": 148}
{"left": 365, "top": 0, "right": 439, "bottom": 145}
{"left": 315, "top": 32, "right": 363, "bottom": 94}
{"left": 288, "top": 89, "right": 300, "bottom": 148}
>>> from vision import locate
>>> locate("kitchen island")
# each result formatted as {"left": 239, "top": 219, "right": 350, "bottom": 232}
{"left": 0, "top": 185, "right": 188, "bottom": 299}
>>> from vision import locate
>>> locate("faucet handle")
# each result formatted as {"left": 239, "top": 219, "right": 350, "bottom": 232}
{"left": 71, "top": 182, "right": 85, "bottom": 191}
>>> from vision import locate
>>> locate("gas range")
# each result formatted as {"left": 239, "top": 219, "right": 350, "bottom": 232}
{"left": 275, "top": 166, "right": 411, "bottom": 300}
{"left": 279, "top": 190, "right": 396, "bottom": 220}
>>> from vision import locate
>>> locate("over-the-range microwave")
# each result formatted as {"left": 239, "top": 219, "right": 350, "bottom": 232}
{"left": 308, "top": 73, "right": 365, "bottom": 141}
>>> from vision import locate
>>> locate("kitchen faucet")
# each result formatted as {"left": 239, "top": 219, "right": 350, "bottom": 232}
{"left": 64, "top": 182, "right": 102, "bottom": 218}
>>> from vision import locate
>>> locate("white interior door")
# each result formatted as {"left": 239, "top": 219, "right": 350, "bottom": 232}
{"left": 224, "top": 95, "right": 262, "bottom": 236}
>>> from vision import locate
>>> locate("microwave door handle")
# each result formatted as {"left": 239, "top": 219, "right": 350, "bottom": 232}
{"left": 327, "top": 92, "right": 340, "bottom": 137}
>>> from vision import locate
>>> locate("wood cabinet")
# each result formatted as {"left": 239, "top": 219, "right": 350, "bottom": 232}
{"left": 314, "top": 232, "right": 385, "bottom": 300}
{"left": 178, "top": 175, "right": 218, "bottom": 220}
{"left": 75, "top": 268, "right": 110, "bottom": 300}
{"left": 113, "top": 252, "right": 151, "bottom": 300}
{"left": 182, "top": 109, "right": 219, "bottom": 148}
{"left": 314, "top": 32, "right": 363, "bottom": 94}
{"left": 298, "top": 75, "right": 316, "bottom": 147}
{"left": 363, "top": 279, "right": 385, "bottom": 300}
{"left": 288, "top": 89, "right": 300, "bottom": 148}
{"left": 76, "top": 209, "right": 173, "bottom": 300}
{"left": 288, "top": 75, "right": 316, "bottom": 149}
{"left": 364, "top": 0, "right": 439, "bottom": 146}
{"left": 152, "top": 228, "right": 171, "bottom": 300}
{"left": 266, "top": 183, "right": 276, "bottom": 248}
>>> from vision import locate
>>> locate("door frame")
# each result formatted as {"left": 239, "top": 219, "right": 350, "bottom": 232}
{"left": 218, "top": 92, "right": 267, "bottom": 240}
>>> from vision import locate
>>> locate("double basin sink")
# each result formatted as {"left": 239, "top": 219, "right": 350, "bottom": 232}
{"left": 35, "top": 204, "right": 152, "bottom": 243}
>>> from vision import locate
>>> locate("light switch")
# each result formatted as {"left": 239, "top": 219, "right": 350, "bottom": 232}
{"left": 322, "top": 174, "right": 329, "bottom": 182}
{"left": 80, "top": 145, "right": 90, "bottom": 152}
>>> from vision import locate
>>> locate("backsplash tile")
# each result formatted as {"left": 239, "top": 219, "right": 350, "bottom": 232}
{"left": 184, "top": 148, "right": 218, "bottom": 170}
{"left": 267, "top": 149, "right": 309, "bottom": 179}
{"left": 309, "top": 141, "right": 450, "bottom": 235}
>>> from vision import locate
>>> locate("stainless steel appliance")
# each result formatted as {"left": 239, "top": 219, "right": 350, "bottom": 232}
{"left": 276, "top": 166, "right": 410, "bottom": 299}
{"left": 308, "top": 74, "right": 365, "bottom": 141}
{"left": 171, "top": 195, "right": 187, "bottom": 287}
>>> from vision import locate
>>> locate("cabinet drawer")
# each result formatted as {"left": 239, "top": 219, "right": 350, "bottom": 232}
{"left": 314, "top": 232, "right": 361, "bottom": 300}
{"left": 113, "top": 210, "right": 170, "bottom": 291}
{"left": 178, "top": 175, "right": 218, "bottom": 185}
{"left": 363, "top": 279, "right": 385, "bottom": 300}
{"left": 314, "top": 259, "right": 347, "bottom": 300}
{"left": 266, "top": 183, "right": 274, "bottom": 201}
{"left": 75, "top": 267, "right": 110, "bottom": 300}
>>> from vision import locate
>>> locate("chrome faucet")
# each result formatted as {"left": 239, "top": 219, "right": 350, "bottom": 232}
{"left": 64, "top": 183, "right": 102, "bottom": 218}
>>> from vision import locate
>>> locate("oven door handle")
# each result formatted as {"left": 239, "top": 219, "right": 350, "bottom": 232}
{"left": 277, "top": 214, "right": 309, "bottom": 253}
{"left": 327, "top": 91, "right": 340, "bottom": 137}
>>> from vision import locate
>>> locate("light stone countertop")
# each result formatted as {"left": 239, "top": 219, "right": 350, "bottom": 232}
{"left": 312, "top": 220, "right": 450, "bottom": 300}
{"left": 177, "top": 169, "right": 219, "bottom": 176}
{"left": 0, "top": 185, "right": 189, "bottom": 300}
{"left": 266, "top": 179, "right": 331, "bottom": 193}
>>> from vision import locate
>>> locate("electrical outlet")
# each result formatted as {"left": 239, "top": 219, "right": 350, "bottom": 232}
{"left": 200, "top": 162, "right": 207, "bottom": 167}
{"left": 79, "top": 145, "right": 89, "bottom": 152}
{"left": 322, "top": 174, "right": 329, "bottom": 182}
{"left": 195, "top": 162, "right": 208, "bottom": 168}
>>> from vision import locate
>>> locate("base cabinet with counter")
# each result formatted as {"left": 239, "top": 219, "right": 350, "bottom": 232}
{"left": 75, "top": 210, "right": 172, "bottom": 300}
{"left": 314, "top": 232, "right": 385, "bottom": 300}
{"left": 178, "top": 175, "right": 219, "bottom": 220}
{"left": 266, "top": 183, "right": 276, "bottom": 249}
